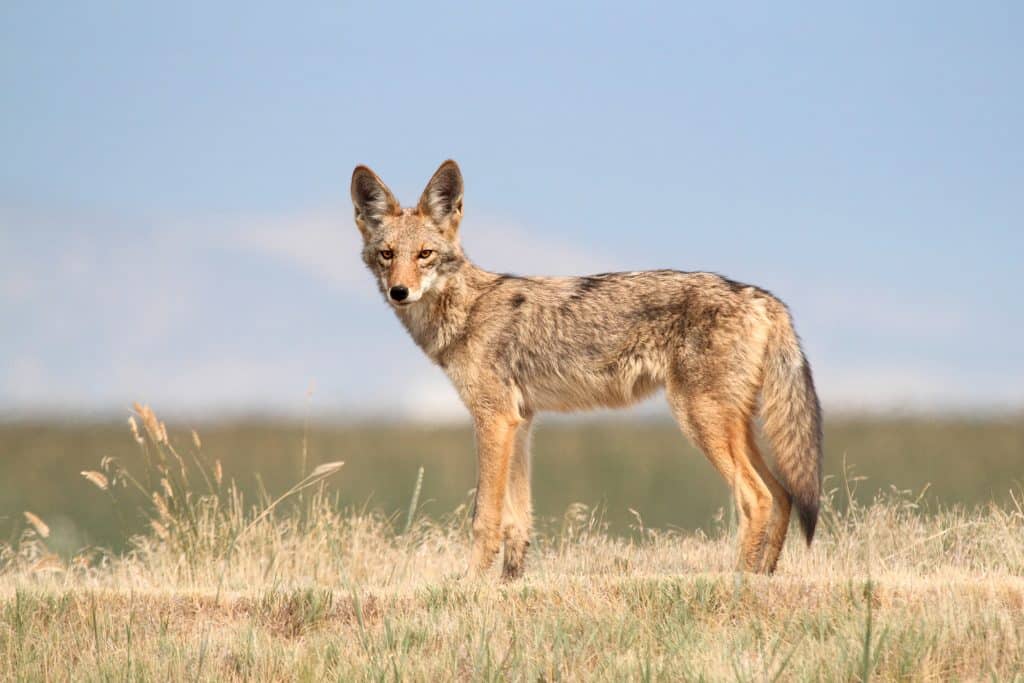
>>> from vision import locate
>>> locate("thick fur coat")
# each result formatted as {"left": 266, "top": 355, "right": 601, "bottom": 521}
{"left": 351, "top": 160, "right": 822, "bottom": 579}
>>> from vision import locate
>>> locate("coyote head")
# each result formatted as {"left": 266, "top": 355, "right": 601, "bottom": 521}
{"left": 350, "top": 160, "right": 465, "bottom": 306}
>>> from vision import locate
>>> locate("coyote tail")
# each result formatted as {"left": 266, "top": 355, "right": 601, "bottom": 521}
{"left": 760, "top": 307, "right": 823, "bottom": 544}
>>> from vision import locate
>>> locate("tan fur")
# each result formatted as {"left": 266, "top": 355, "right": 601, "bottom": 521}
{"left": 502, "top": 418, "right": 533, "bottom": 579}
{"left": 351, "top": 160, "right": 823, "bottom": 579}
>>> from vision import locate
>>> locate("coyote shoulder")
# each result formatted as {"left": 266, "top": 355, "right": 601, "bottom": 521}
{"left": 350, "top": 160, "right": 822, "bottom": 579}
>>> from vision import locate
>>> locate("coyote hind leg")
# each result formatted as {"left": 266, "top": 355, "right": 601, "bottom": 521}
{"left": 667, "top": 390, "right": 776, "bottom": 573}
{"left": 741, "top": 425, "right": 792, "bottom": 573}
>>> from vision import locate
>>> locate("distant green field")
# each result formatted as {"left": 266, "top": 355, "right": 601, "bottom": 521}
{"left": 1, "top": 416, "right": 1022, "bottom": 555}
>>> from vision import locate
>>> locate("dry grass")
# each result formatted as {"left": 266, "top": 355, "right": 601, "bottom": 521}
{"left": 1, "top": 409, "right": 1022, "bottom": 681}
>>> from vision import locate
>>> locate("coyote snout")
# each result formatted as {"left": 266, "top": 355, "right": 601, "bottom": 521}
{"left": 377, "top": 248, "right": 443, "bottom": 306}
{"left": 350, "top": 160, "right": 823, "bottom": 581}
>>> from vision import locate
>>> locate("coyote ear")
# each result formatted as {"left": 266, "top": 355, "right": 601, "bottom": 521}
{"left": 417, "top": 160, "right": 463, "bottom": 237}
{"left": 351, "top": 165, "right": 400, "bottom": 239}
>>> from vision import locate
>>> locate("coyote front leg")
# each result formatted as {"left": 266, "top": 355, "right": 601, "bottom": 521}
{"left": 502, "top": 417, "right": 534, "bottom": 580}
{"left": 469, "top": 414, "right": 519, "bottom": 577}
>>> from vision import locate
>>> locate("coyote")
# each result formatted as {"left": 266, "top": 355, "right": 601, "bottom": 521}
{"left": 350, "top": 160, "right": 822, "bottom": 579}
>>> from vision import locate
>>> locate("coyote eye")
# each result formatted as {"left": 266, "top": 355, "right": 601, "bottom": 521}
{"left": 379, "top": 249, "right": 393, "bottom": 260}
{"left": 418, "top": 249, "right": 433, "bottom": 259}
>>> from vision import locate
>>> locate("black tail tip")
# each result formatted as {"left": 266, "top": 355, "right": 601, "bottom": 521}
{"left": 797, "top": 501, "right": 819, "bottom": 546}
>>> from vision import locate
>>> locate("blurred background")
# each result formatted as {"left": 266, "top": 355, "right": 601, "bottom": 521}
{"left": 2, "top": 2, "right": 1022, "bottom": 553}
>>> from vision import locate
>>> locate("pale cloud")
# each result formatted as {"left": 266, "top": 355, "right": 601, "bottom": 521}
{"left": 0, "top": 270, "right": 34, "bottom": 304}
{"left": 227, "top": 207, "right": 619, "bottom": 295}
{"left": 2, "top": 355, "right": 315, "bottom": 418}
{"left": 109, "top": 357, "right": 311, "bottom": 411}
{"left": 460, "top": 214, "right": 616, "bottom": 277}
{"left": 1, "top": 203, "right": 1021, "bottom": 419}
{"left": 398, "top": 369, "right": 469, "bottom": 424}
{"left": 2, "top": 203, "right": 622, "bottom": 419}
{"left": 2, "top": 356, "right": 49, "bottom": 401}
{"left": 0, "top": 211, "right": 206, "bottom": 350}
{"left": 816, "top": 362, "right": 1024, "bottom": 413}
{"left": 223, "top": 210, "right": 367, "bottom": 293}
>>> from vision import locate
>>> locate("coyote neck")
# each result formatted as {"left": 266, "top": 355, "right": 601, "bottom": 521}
{"left": 395, "top": 260, "right": 493, "bottom": 360}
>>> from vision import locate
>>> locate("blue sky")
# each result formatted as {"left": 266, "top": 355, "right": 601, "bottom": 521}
{"left": 2, "top": 2, "right": 1022, "bottom": 419}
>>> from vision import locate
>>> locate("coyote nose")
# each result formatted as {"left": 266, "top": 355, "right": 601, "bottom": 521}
{"left": 389, "top": 285, "right": 409, "bottom": 302}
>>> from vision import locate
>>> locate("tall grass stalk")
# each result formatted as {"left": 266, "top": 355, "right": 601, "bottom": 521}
{"left": 403, "top": 466, "right": 424, "bottom": 535}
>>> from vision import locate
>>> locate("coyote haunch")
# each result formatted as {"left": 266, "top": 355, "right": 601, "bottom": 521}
{"left": 350, "top": 160, "right": 822, "bottom": 580}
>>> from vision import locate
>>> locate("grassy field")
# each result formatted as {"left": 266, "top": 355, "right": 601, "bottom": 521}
{"left": 2, "top": 412, "right": 1022, "bottom": 555}
{"left": 1, "top": 408, "right": 1023, "bottom": 680}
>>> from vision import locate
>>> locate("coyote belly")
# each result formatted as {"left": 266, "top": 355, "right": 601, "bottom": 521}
{"left": 351, "top": 160, "right": 823, "bottom": 579}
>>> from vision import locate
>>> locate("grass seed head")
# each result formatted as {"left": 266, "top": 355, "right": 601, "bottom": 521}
{"left": 152, "top": 493, "right": 172, "bottom": 522}
{"left": 128, "top": 415, "right": 143, "bottom": 444}
{"left": 23, "top": 511, "right": 50, "bottom": 538}
{"left": 310, "top": 461, "right": 344, "bottom": 478}
{"left": 81, "top": 470, "right": 109, "bottom": 490}
{"left": 133, "top": 403, "right": 167, "bottom": 444}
